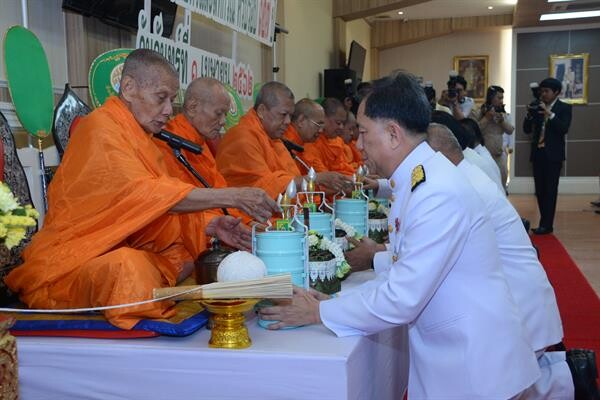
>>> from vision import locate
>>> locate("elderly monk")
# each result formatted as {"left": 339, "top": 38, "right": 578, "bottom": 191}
{"left": 5, "top": 49, "right": 277, "bottom": 330}
{"left": 216, "top": 82, "right": 352, "bottom": 197}
{"left": 341, "top": 111, "right": 362, "bottom": 169}
{"left": 156, "top": 77, "right": 266, "bottom": 223}
{"left": 283, "top": 98, "right": 324, "bottom": 174}
{"left": 303, "top": 98, "right": 355, "bottom": 176}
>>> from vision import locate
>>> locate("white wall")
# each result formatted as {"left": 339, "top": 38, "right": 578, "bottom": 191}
{"left": 379, "top": 27, "right": 513, "bottom": 111}
{"left": 0, "top": 0, "right": 68, "bottom": 91}
{"left": 282, "top": 0, "right": 334, "bottom": 99}
{"left": 346, "top": 19, "right": 372, "bottom": 82}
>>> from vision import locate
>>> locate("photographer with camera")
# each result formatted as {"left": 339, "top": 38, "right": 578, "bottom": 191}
{"left": 440, "top": 71, "right": 474, "bottom": 119}
{"left": 524, "top": 78, "right": 572, "bottom": 235}
{"left": 473, "top": 85, "right": 514, "bottom": 188}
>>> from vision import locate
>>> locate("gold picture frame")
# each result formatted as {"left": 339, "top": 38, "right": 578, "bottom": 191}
{"left": 453, "top": 55, "right": 489, "bottom": 103}
{"left": 549, "top": 53, "right": 589, "bottom": 104}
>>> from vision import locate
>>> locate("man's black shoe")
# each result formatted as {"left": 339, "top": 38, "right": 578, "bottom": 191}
{"left": 591, "top": 200, "right": 600, "bottom": 207}
{"left": 532, "top": 227, "right": 553, "bottom": 235}
{"left": 566, "top": 349, "right": 600, "bottom": 400}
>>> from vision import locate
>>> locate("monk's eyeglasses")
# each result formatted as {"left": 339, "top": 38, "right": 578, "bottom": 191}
{"left": 308, "top": 118, "right": 325, "bottom": 130}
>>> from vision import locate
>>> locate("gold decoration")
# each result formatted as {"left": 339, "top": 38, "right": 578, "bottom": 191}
{"left": 200, "top": 299, "right": 259, "bottom": 349}
{"left": 0, "top": 316, "right": 18, "bottom": 399}
{"left": 411, "top": 165, "right": 426, "bottom": 192}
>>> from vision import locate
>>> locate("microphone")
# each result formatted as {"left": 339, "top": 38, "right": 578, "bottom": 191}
{"left": 156, "top": 130, "right": 202, "bottom": 155}
{"left": 281, "top": 138, "right": 304, "bottom": 153}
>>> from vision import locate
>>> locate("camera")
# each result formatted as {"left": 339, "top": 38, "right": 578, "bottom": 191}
{"left": 423, "top": 81, "right": 436, "bottom": 110}
{"left": 527, "top": 82, "right": 544, "bottom": 122}
{"left": 483, "top": 103, "right": 506, "bottom": 114}
{"left": 447, "top": 70, "right": 459, "bottom": 99}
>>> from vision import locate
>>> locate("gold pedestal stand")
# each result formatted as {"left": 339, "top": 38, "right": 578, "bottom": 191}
{"left": 200, "top": 299, "right": 259, "bottom": 349}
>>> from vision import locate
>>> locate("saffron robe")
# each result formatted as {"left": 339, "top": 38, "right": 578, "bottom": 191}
{"left": 5, "top": 97, "right": 206, "bottom": 329}
{"left": 216, "top": 109, "right": 300, "bottom": 199}
{"left": 158, "top": 114, "right": 248, "bottom": 223}
{"left": 303, "top": 135, "right": 355, "bottom": 176}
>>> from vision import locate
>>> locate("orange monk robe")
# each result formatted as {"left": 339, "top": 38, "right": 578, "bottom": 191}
{"left": 283, "top": 124, "right": 310, "bottom": 175}
{"left": 216, "top": 109, "right": 300, "bottom": 199}
{"left": 158, "top": 114, "right": 249, "bottom": 224}
{"left": 303, "top": 135, "right": 355, "bottom": 176}
{"left": 5, "top": 97, "right": 207, "bottom": 330}
{"left": 343, "top": 140, "right": 363, "bottom": 170}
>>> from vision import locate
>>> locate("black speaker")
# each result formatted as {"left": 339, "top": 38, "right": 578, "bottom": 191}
{"left": 324, "top": 69, "right": 357, "bottom": 101}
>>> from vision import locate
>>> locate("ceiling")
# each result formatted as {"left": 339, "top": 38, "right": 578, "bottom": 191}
{"left": 362, "top": 0, "right": 600, "bottom": 27}
{"left": 366, "top": 0, "right": 517, "bottom": 22}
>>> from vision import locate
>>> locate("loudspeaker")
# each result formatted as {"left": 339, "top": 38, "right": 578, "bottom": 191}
{"left": 324, "top": 69, "right": 357, "bottom": 101}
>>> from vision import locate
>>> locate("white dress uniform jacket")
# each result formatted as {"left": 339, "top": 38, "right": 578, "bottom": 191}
{"left": 320, "top": 142, "right": 540, "bottom": 399}
{"left": 463, "top": 147, "right": 504, "bottom": 193}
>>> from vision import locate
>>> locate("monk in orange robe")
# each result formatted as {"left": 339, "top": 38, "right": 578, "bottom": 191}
{"left": 303, "top": 98, "right": 356, "bottom": 176}
{"left": 156, "top": 77, "right": 257, "bottom": 224}
{"left": 5, "top": 49, "right": 277, "bottom": 330}
{"left": 216, "top": 83, "right": 353, "bottom": 198}
{"left": 283, "top": 98, "right": 325, "bottom": 175}
{"left": 341, "top": 111, "right": 362, "bottom": 169}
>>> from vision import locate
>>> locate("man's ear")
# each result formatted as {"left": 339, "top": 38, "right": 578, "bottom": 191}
{"left": 120, "top": 75, "right": 137, "bottom": 103}
{"left": 256, "top": 103, "right": 267, "bottom": 120}
{"left": 386, "top": 121, "right": 405, "bottom": 150}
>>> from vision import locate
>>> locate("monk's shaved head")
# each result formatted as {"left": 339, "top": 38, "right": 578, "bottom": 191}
{"left": 184, "top": 77, "right": 228, "bottom": 108}
{"left": 120, "top": 48, "right": 178, "bottom": 89}
{"left": 427, "top": 123, "right": 464, "bottom": 166}
{"left": 322, "top": 97, "right": 346, "bottom": 117}
{"left": 118, "top": 49, "right": 180, "bottom": 134}
{"left": 292, "top": 98, "right": 323, "bottom": 122}
{"left": 254, "top": 81, "right": 294, "bottom": 110}
{"left": 183, "top": 77, "right": 230, "bottom": 140}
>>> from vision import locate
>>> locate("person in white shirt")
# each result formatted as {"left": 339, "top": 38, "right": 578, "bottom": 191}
{"left": 439, "top": 74, "right": 474, "bottom": 119}
{"left": 260, "top": 72, "right": 540, "bottom": 399}
{"left": 428, "top": 123, "right": 573, "bottom": 399}
{"left": 460, "top": 117, "right": 504, "bottom": 192}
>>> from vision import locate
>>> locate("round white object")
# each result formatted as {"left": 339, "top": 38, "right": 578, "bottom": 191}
{"left": 217, "top": 251, "right": 267, "bottom": 282}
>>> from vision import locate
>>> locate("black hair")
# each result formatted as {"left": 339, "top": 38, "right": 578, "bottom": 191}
{"left": 447, "top": 75, "right": 468, "bottom": 90}
{"left": 363, "top": 72, "right": 431, "bottom": 134}
{"left": 539, "top": 78, "right": 562, "bottom": 94}
{"left": 485, "top": 85, "right": 504, "bottom": 105}
{"left": 430, "top": 111, "right": 472, "bottom": 150}
{"left": 459, "top": 118, "right": 485, "bottom": 147}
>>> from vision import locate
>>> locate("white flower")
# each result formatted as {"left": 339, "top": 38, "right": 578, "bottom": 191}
{"left": 308, "top": 234, "right": 319, "bottom": 247}
{"left": 335, "top": 218, "right": 356, "bottom": 238}
{"left": 0, "top": 183, "right": 19, "bottom": 213}
{"left": 368, "top": 201, "right": 377, "bottom": 211}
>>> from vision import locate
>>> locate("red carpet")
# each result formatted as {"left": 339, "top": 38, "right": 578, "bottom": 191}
{"left": 531, "top": 234, "right": 600, "bottom": 356}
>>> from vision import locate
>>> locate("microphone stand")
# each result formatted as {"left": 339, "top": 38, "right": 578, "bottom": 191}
{"left": 171, "top": 147, "right": 229, "bottom": 216}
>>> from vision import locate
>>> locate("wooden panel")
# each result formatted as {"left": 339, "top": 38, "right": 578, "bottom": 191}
{"left": 333, "top": 17, "right": 348, "bottom": 68}
{"left": 370, "top": 47, "right": 380, "bottom": 78}
{"left": 372, "top": 14, "right": 512, "bottom": 50}
{"left": 333, "top": 0, "right": 429, "bottom": 21}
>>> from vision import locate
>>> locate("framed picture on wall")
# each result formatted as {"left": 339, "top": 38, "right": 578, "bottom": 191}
{"left": 549, "top": 53, "right": 589, "bottom": 104}
{"left": 453, "top": 55, "right": 489, "bottom": 102}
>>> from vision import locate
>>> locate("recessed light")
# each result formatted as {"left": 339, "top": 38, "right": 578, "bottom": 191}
{"left": 488, "top": 6, "right": 494, "bottom": 10}
{"left": 398, "top": 11, "right": 404, "bottom": 15}
{"left": 540, "top": 10, "right": 600, "bottom": 20}
{"left": 547, "top": 0, "right": 574, "bottom": 2}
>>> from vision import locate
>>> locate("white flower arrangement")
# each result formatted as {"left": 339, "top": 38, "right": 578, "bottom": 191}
{"left": 368, "top": 200, "right": 389, "bottom": 218}
{"left": 334, "top": 218, "right": 362, "bottom": 239}
{"left": 307, "top": 230, "right": 351, "bottom": 279}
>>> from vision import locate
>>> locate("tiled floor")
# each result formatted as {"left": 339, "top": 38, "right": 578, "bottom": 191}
{"left": 509, "top": 194, "right": 600, "bottom": 296}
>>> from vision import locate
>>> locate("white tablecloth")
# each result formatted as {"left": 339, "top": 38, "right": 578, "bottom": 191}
{"left": 16, "top": 271, "right": 409, "bottom": 400}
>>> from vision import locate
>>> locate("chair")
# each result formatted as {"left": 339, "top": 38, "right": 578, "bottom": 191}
{"left": 52, "top": 83, "right": 91, "bottom": 158}
{"left": 0, "top": 111, "right": 37, "bottom": 304}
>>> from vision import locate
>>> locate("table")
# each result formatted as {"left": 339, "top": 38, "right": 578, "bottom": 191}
{"left": 16, "top": 271, "right": 409, "bottom": 400}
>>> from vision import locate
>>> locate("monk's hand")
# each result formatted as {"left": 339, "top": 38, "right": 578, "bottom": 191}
{"left": 345, "top": 236, "right": 384, "bottom": 271}
{"left": 232, "top": 188, "right": 279, "bottom": 223}
{"left": 206, "top": 216, "right": 252, "bottom": 251}
{"left": 259, "top": 287, "right": 322, "bottom": 329}
{"left": 362, "top": 177, "right": 379, "bottom": 191}
{"left": 315, "top": 172, "right": 353, "bottom": 193}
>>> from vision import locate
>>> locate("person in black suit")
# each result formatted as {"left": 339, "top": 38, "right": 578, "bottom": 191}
{"left": 524, "top": 78, "right": 572, "bottom": 234}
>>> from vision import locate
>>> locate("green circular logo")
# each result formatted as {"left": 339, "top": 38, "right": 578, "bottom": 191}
{"left": 88, "top": 49, "right": 133, "bottom": 108}
{"left": 224, "top": 84, "right": 244, "bottom": 130}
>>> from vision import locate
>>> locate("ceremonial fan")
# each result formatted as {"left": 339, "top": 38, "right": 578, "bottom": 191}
{"left": 3, "top": 26, "right": 55, "bottom": 211}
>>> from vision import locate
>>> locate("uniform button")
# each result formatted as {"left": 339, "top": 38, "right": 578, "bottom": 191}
{"left": 391, "top": 194, "right": 396, "bottom": 202}
{"left": 388, "top": 224, "right": 393, "bottom": 233}
{"left": 392, "top": 255, "right": 398, "bottom": 262}
{"left": 390, "top": 179, "right": 395, "bottom": 189}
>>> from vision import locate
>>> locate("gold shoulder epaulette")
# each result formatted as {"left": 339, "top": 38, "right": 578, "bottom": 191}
{"left": 411, "top": 164, "right": 426, "bottom": 192}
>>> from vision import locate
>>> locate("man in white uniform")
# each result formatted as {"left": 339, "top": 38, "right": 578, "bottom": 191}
{"left": 260, "top": 72, "right": 540, "bottom": 399}
{"left": 428, "top": 123, "right": 574, "bottom": 399}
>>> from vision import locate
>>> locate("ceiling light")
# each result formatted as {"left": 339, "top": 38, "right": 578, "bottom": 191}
{"left": 547, "top": 0, "right": 574, "bottom": 2}
{"left": 540, "top": 10, "right": 600, "bottom": 20}
{"left": 488, "top": 6, "right": 494, "bottom": 10}
{"left": 398, "top": 11, "right": 404, "bottom": 15}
